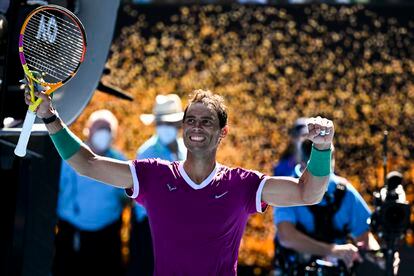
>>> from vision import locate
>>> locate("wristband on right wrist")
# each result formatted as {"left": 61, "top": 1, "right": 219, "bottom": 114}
{"left": 306, "top": 144, "right": 332, "bottom": 177}
{"left": 50, "top": 126, "right": 83, "bottom": 160}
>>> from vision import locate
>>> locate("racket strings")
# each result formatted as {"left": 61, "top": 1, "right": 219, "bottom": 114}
{"left": 23, "top": 37, "right": 81, "bottom": 79}
{"left": 25, "top": 18, "right": 84, "bottom": 53}
{"left": 22, "top": 11, "right": 85, "bottom": 81}
{"left": 24, "top": 23, "right": 84, "bottom": 53}
{"left": 27, "top": 15, "right": 84, "bottom": 45}
{"left": 36, "top": 11, "right": 83, "bottom": 38}
{"left": 39, "top": 10, "right": 80, "bottom": 33}
{"left": 24, "top": 50, "right": 78, "bottom": 78}
{"left": 23, "top": 27, "right": 84, "bottom": 59}
{"left": 24, "top": 50, "right": 76, "bottom": 77}
{"left": 25, "top": 57, "right": 65, "bottom": 81}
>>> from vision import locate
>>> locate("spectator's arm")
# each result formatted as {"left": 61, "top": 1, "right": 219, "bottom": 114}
{"left": 278, "top": 221, "right": 361, "bottom": 268}
{"left": 277, "top": 221, "right": 334, "bottom": 256}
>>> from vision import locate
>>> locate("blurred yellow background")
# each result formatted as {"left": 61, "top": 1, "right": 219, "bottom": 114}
{"left": 69, "top": 4, "right": 414, "bottom": 271}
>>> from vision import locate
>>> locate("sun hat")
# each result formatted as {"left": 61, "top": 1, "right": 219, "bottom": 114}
{"left": 140, "top": 94, "right": 184, "bottom": 125}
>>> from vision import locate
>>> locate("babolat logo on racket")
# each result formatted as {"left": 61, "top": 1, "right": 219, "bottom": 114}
{"left": 35, "top": 14, "right": 58, "bottom": 44}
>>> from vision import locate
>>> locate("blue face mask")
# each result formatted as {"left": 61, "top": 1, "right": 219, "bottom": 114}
{"left": 91, "top": 129, "right": 112, "bottom": 152}
{"left": 157, "top": 125, "right": 178, "bottom": 145}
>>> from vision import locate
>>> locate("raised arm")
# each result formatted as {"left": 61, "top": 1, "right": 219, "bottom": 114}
{"left": 30, "top": 91, "right": 133, "bottom": 189}
{"left": 262, "top": 117, "right": 334, "bottom": 206}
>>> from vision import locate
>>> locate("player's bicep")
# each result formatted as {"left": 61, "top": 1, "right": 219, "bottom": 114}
{"left": 262, "top": 176, "right": 305, "bottom": 207}
{"left": 93, "top": 157, "right": 133, "bottom": 189}
{"left": 68, "top": 148, "right": 133, "bottom": 189}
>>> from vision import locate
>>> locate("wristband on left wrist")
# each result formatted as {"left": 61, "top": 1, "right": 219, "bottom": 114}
{"left": 307, "top": 145, "right": 332, "bottom": 177}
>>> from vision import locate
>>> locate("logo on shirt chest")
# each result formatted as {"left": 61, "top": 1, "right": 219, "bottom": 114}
{"left": 166, "top": 183, "right": 177, "bottom": 191}
{"left": 214, "top": 191, "right": 228, "bottom": 199}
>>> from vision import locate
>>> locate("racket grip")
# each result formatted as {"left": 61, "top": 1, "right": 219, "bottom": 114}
{"left": 14, "top": 109, "right": 37, "bottom": 157}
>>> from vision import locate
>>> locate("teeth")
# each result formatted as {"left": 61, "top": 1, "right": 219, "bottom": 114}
{"left": 190, "top": 136, "right": 204, "bottom": 141}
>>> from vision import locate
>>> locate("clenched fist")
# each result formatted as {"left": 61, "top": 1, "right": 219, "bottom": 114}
{"left": 305, "top": 116, "right": 334, "bottom": 150}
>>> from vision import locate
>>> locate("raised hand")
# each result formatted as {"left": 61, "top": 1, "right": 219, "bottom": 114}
{"left": 305, "top": 116, "right": 334, "bottom": 150}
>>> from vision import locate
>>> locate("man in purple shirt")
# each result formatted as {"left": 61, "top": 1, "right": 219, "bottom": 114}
{"left": 29, "top": 89, "right": 334, "bottom": 275}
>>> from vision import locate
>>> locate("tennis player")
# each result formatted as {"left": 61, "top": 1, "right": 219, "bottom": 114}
{"left": 28, "top": 89, "right": 334, "bottom": 276}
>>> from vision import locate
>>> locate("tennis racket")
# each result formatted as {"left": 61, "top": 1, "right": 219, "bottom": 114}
{"left": 14, "top": 5, "right": 87, "bottom": 157}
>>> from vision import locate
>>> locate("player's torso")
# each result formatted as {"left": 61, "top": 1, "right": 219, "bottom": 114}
{"left": 143, "top": 163, "right": 248, "bottom": 239}
{"left": 142, "top": 162, "right": 247, "bottom": 275}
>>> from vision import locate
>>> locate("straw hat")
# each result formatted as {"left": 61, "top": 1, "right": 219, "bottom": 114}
{"left": 140, "top": 94, "right": 184, "bottom": 125}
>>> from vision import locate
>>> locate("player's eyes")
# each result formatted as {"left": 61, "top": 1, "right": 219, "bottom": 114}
{"left": 185, "top": 118, "right": 195, "bottom": 124}
{"left": 202, "top": 120, "right": 212, "bottom": 126}
{"left": 185, "top": 118, "right": 214, "bottom": 127}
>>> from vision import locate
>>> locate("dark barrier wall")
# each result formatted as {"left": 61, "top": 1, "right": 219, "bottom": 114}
{"left": 0, "top": 0, "right": 120, "bottom": 275}
{"left": 0, "top": 134, "right": 61, "bottom": 276}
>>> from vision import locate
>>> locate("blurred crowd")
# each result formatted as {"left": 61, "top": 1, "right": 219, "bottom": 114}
{"left": 127, "top": 1, "right": 413, "bottom": 5}
{"left": 73, "top": 3, "right": 414, "bottom": 270}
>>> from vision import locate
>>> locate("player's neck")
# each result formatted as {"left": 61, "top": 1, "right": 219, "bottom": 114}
{"left": 184, "top": 153, "right": 216, "bottom": 185}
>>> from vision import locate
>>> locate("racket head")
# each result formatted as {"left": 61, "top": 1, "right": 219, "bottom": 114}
{"left": 18, "top": 5, "right": 87, "bottom": 86}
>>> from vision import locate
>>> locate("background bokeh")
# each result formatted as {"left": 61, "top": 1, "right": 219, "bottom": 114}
{"left": 69, "top": 3, "right": 414, "bottom": 271}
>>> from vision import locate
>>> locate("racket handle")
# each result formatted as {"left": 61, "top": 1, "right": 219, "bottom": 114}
{"left": 14, "top": 109, "right": 37, "bottom": 157}
{"left": 28, "top": 93, "right": 44, "bottom": 112}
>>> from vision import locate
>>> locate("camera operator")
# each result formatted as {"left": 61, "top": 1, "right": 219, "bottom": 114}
{"left": 369, "top": 170, "right": 410, "bottom": 276}
{"left": 273, "top": 139, "right": 385, "bottom": 275}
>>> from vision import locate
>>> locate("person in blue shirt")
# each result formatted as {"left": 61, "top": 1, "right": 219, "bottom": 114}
{"left": 273, "top": 139, "right": 381, "bottom": 274}
{"left": 273, "top": 117, "right": 309, "bottom": 177}
{"left": 53, "top": 109, "right": 127, "bottom": 276}
{"left": 127, "top": 94, "right": 187, "bottom": 276}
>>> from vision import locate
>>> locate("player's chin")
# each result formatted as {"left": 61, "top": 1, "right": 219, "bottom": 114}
{"left": 186, "top": 140, "right": 206, "bottom": 149}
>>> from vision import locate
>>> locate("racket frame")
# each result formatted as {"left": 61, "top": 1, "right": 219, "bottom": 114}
{"left": 18, "top": 4, "right": 87, "bottom": 112}
{"left": 14, "top": 5, "right": 87, "bottom": 157}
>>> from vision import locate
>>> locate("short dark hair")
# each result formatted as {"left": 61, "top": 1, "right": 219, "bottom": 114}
{"left": 183, "top": 89, "right": 228, "bottom": 129}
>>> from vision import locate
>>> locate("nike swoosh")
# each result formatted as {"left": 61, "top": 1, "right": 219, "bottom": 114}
{"left": 214, "top": 191, "right": 228, "bottom": 199}
{"left": 167, "top": 184, "right": 177, "bottom": 191}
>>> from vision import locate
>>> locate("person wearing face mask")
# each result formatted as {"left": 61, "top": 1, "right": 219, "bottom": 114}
{"left": 53, "top": 109, "right": 127, "bottom": 276}
{"left": 127, "top": 94, "right": 187, "bottom": 276}
{"left": 273, "top": 117, "right": 309, "bottom": 177}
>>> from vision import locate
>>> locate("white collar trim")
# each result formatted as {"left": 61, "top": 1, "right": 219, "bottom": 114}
{"left": 178, "top": 161, "right": 218, "bottom": 190}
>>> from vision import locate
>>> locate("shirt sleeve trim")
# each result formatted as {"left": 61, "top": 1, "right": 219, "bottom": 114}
{"left": 126, "top": 160, "right": 139, "bottom": 198}
{"left": 256, "top": 176, "right": 269, "bottom": 213}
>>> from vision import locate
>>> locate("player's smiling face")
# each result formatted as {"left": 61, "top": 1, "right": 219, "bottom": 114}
{"left": 183, "top": 103, "right": 223, "bottom": 154}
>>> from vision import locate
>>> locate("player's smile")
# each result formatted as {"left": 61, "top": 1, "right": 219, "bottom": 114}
{"left": 189, "top": 135, "right": 206, "bottom": 143}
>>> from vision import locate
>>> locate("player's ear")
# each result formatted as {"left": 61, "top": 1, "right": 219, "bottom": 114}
{"left": 220, "top": 125, "right": 229, "bottom": 139}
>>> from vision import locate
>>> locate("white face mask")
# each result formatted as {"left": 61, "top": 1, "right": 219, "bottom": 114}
{"left": 157, "top": 125, "right": 178, "bottom": 145}
{"left": 91, "top": 129, "right": 112, "bottom": 152}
